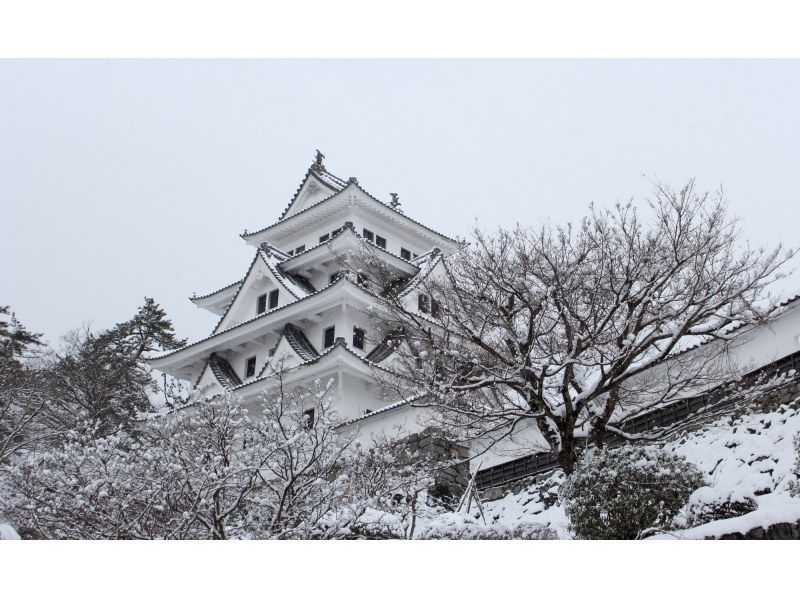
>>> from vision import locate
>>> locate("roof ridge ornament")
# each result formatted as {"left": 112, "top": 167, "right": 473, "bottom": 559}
{"left": 312, "top": 149, "right": 325, "bottom": 171}
{"left": 389, "top": 192, "right": 401, "bottom": 209}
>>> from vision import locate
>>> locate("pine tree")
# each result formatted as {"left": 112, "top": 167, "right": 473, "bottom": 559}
{"left": 49, "top": 298, "right": 186, "bottom": 435}
{"left": 0, "top": 305, "right": 43, "bottom": 364}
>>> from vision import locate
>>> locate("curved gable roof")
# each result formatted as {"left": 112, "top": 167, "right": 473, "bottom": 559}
{"left": 211, "top": 247, "right": 313, "bottom": 334}
{"left": 242, "top": 178, "right": 461, "bottom": 250}
{"left": 278, "top": 163, "right": 348, "bottom": 221}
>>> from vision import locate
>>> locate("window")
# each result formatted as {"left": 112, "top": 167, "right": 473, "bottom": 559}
{"left": 295, "top": 245, "right": 305, "bottom": 254}
{"left": 245, "top": 356, "right": 257, "bottom": 378}
{"left": 256, "top": 293, "right": 267, "bottom": 315}
{"left": 303, "top": 408, "right": 315, "bottom": 429}
{"left": 418, "top": 294, "right": 429, "bottom": 313}
{"left": 431, "top": 298, "right": 441, "bottom": 318}
{"left": 319, "top": 233, "right": 330, "bottom": 243}
{"left": 400, "top": 247, "right": 411, "bottom": 260}
{"left": 331, "top": 227, "right": 342, "bottom": 237}
{"left": 323, "top": 325, "right": 336, "bottom": 349}
{"left": 268, "top": 289, "right": 279, "bottom": 309}
{"left": 356, "top": 272, "right": 368, "bottom": 287}
{"left": 362, "top": 228, "right": 374, "bottom": 242}
{"left": 375, "top": 235, "right": 387, "bottom": 249}
{"left": 353, "top": 327, "right": 365, "bottom": 350}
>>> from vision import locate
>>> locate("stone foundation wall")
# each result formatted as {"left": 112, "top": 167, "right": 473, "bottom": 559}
{"left": 402, "top": 429, "right": 470, "bottom": 504}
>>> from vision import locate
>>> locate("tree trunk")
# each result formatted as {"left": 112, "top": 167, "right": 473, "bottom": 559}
{"left": 556, "top": 445, "right": 577, "bottom": 475}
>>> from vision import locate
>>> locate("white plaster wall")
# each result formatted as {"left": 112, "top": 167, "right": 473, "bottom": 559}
{"left": 345, "top": 403, "right": 433, "bottom": 448}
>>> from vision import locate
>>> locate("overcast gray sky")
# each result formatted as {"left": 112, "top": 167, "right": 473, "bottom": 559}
{"left": 1, "top": 60, "right": 799, "bottom": 344}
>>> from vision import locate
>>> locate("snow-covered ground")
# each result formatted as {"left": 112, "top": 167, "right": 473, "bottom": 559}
{"left": 478, "top": 399, "right": 800, "bottom": 539}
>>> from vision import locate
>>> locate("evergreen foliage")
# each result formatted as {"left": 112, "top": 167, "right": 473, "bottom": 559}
{"left": 559, "top": 445, "right": 703, "bottom": 539}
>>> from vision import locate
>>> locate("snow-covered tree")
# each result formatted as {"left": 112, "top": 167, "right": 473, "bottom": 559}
{"left": 46, "top": 298, "right": 185, "bottom": 436}
{"left": 1, "top": 370, "right": 443, "bottom": 539}
{"left": 2, "top": 392, "right": 264, "bottom": 539}
{"left": 0, "top": 305, "right": 43, "bottom": 364}
{"left": 0, "top": 308, "right": 51, "bottom": 464}
{"left": 0, "top": 360, "right": 54, "bottom": 464}
{"left": 365, "top": 182, "right": 793, "bottom": 473}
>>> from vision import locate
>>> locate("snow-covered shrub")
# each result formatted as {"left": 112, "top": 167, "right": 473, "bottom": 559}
{"left": 419, "top": 513, "right": 557, "bottom": 540}
{"left": 684, "top": 486, "right": 758, "bottom": 528}
{"left": 420, "top": 513, "right": 513, "bottom": 540}
{"left": 559, "top": 445, "right": 704, "bottom": 539}
{"left": 512, "top": 521, "right": 558, "bottom": 540}
{"left": 791, "top": 432, "right": 800, "bottom": 498}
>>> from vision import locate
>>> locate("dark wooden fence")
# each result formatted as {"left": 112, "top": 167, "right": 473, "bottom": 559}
{"left": 475, "top": 349, "right": 800, "bottom": 490}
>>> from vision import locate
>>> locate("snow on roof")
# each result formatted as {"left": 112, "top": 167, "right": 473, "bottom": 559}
{"left": 398, "top": 248, "right": 443, "bottom": 299}
{"left": 190, "top": 278, "right": 243, "bottom": 302}
{"left": 279, "top": 223, "right": 420, "bottom": 271}
{"left": 234, "top": 337, "right": 395, "bottom": 393}
{"left": 282, "top": 323, "right": 320, "bottom": 362}
{"left": 243, "top": 174, "right": 460, "bottom": 248}
{"left": 208, "top": 354, "right": 243, "bottom": 389}
{"left": 277, "top": 154, "right": 348, "bottom": 221}
{"left": 147, "top": 274, "right": 384, "bottom": 364}
{"left": 336, "top": 395, "right": 418, "bottom": 428}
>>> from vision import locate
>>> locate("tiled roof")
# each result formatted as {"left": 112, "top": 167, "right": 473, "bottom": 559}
{"left": 233, "top": 337, "right": 389, "bottom": 392}
{"left": 336, "top": 395, "right": 422, "bottom": 428}
{"left": 190, "top": 278, "right": 243, "bottom": 302}
{"left": 243, "top": 178, "right": 461, "bottom": 247}
{"left": 209, "top": 353, "right": 243, "bottom": 389}
{"left": 283, "top": 323, "right": 320, "bottom": 361}
{"left": 365, "top": 333, "right": 399, "bottom": 363}
{"left": 146, "top": 275, "right": 354, "bottom": 364}
{"left": 280, "top": 222, "right": 420, "bottom": 271}
{"left": 277, "top": 160, "right": 348, "bottom": 221}
{"left": 398, "top": 248, "right": 443, "bottom": 298}
{"left": 208, "top": 247, "right": 314, "bottom": 335}
{"left": 285, "top": 271, "right": 316, "bottom": 294}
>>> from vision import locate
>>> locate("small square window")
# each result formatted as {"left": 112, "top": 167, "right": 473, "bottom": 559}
{"left": 323, "top": 326, "right": 336, "bottom": 349}
{"left": 295, "top": 245, "right": 305, "bottom": 254}
{"left": 268, "top": 289, "right": 279, "bottom": 309}
{"left": 319, "top": 233, "right": 330, "bottom": 243}
{"left": 353, "top": 327, "right": 365, "bottom": 350}
{"left": 257, "top": 293, "right": 267, "bottom": 315}
{"left": 303, "top": 408, "right": 315, "bottom": 429}
{"left": 400, "top": 248, "right": 411, "bottom": 260}
{"left": 245, "top": 356, "right": 257, "bottom": 378}
{"left": 418, "top": 294, "right": 429, "bottom": 313}
{"left": 363, "top": 228, "right": 374, "bottom": 242}
{"left": 356, "top": 272, "right": 368, "bottom": 287}
{"left": 375, "top": 235, "right": 387, "bottom": 249}
{"left": 431, "top": 299, "right": 441, "bottom": 318}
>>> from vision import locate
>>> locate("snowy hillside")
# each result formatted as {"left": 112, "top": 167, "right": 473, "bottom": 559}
{"left": 476, "top": 398, "right": 800, "bottom": 539}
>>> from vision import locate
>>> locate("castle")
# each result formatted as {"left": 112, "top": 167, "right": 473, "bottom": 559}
{"left": 148, "top": 152, "right": 800, "bottom": 487}
{"left": 147, "top": 152, "right": 459, "bottom": 447}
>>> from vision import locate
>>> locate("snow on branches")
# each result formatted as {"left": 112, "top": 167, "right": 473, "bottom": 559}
{"left": 364, "top": 181, "right": 794, "bottom": 473}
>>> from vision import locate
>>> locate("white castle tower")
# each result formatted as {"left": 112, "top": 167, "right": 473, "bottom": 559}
{"left": 148, "top": 152, "right": 461, "bottom": 443}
